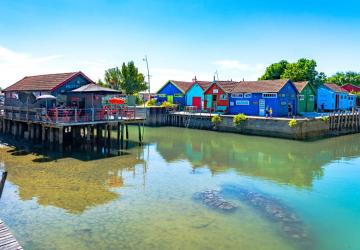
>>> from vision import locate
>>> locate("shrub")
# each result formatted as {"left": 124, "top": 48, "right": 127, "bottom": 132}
{"left": 146, "top": 98, "right": 157, "bottom": 106}
{"left": 233, "top": 113, "right": 247, "bottom": 126}
{"left": 288, "top": 119, "right": 297, "bottom": 128}
{"left": 321, "top": 116, "right": 329, "bottom": 123}
{"left": 211, "top": 115, "right": 222, "bottom": 126}
{"left": 160, "top": 101, "right": 174, "bottom": 108}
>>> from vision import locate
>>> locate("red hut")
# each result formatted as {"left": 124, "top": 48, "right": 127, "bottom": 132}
{"left": 203, "top": 81, "right": 237, "bottom": 112}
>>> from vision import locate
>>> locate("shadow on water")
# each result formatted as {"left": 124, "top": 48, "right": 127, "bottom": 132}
{"left": 0, "top": 134, "right": 146, "bottom": 214}
{"left": 145, "top": 127, "right": 360, "bottom": 188}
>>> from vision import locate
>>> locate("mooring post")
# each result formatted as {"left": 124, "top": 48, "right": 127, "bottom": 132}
{"left": 59, "top": 127, "right": 64, "bottom": 145}
{"left": 42, "top": 126, "right": 46, "bottom": 143}
{"left": 117, "top": 122, "right": 120, "bottom": 144}
{"left": 0, "top": 171, "right": 8, "bottom": 199}
{"left": 126, "top": 124, "right": 129, "bottom": 140}
{"left": 120, "top": 123, "right": 124, "bottom": 148}
{"left": 87, "top": 125, "right": 91, "bottom": 142}
{"left": 49, "top": 127, "right": 54, "bottom": 143}
{"left": 138, "top": 123, "right": 142, "bottom": 143}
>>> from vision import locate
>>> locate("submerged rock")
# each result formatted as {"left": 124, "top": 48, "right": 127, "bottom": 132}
{"left": 221, "top": 185, "right": 310, "bottom": 244}
{"left": 193, "top": 189, "right": 237, "bottom": 212}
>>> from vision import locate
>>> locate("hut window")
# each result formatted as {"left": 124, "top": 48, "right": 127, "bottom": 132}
{"left": 236, "top": 100, "right": 250, "bottom": 105}
{"left": 220, "top": 94, "right": 227, "bottom": 100}
{"left": 299, "top": 95, "right": 305, "bottom": 101}
{"left": 262, "top": 93, "right": 277, "bottom": 98}
{"left": 309, "top": 95, "right": 314, "bottom": 101}
{"left": 244, "top": 93, "right": 252, "bottom": 98}
{"left": 280, "top": 93, "right": 286, "bottom": 98}
{"left": 158, "top": 94, "right": 166, "bottom": 97}
{"left": 231, "top": 93, "right": 243, "bottom": 98}
{"left": 174, "top": 94, "right": 183, "bottom": 97}
{"left": 213, "top": 89, "right": 219, "bottom": 94}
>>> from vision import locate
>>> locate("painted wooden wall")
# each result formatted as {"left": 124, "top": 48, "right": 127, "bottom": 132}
{"left": 185, "top": 83, "right": 204, "bottom": 108}
{"left": 156, "top": 81, "right": 186, "bottom": 106}
{"left": 204, "top": 83, "right": 228, "bottom": 112}
{"left": 297, "top": 84, "right": 315, "bottom": 113}
{"left": 228, "top": 81, "right": 298, "bottom": 117}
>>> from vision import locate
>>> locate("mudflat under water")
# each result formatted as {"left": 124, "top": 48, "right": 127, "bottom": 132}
{"left": 0, "top": 127, "right": 360, "bottom": 250}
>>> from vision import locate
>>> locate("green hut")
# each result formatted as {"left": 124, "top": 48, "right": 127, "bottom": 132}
{"left": 293, "top": 81, "right": 316, "bottom": 113}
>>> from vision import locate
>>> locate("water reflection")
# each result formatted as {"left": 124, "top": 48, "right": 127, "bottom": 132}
{"left": 0, "top": 140, "right": 144, "bottom": 214}
{"left": 147, "top": 127, "right": 360, "bottom": 187}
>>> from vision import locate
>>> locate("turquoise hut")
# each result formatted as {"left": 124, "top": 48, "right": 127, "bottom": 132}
{"left": 185, "top": 81, "right": 212, "bottom": 110}
{"left": 317, "top": 83, "right": 349, "bottom": 111}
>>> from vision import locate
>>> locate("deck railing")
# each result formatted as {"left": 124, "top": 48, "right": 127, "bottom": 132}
{"left": 3, "top": 106, "right": 146, "bottom": 124}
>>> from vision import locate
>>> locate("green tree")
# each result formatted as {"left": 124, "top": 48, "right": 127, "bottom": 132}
{"left": 281, "top": 58, "right": 318, "bottom": 82}
{"left": 118, "top": 61, "right": 147, "bottom": 95}
{"left": 259, "top": 60, "right": 288, "bottom": 80}
{"left": 104, "top": 67, "right": 122, "bottom": 90}
{"left": 326, "top": 71, "right": 360, "bottom": 86}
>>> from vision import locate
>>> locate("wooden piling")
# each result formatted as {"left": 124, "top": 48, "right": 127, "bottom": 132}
{"left": 59, "top": 127, "right": 64, "bottom": 145}
{"left": 0, "top": 171, "right": 7, "bottom": 199}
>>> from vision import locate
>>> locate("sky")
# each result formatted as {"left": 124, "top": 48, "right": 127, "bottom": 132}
{"left": 1, "top": 0, "right": 360, "bottom": 91}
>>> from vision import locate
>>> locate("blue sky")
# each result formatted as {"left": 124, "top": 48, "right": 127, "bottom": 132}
{"left": 1, "top": 0, "right": 360, "bottom": 91}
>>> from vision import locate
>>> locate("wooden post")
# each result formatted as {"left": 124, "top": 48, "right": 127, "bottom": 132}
{"left": 126, "top": 124, "right": 129, "bottom": 141}
{"left": 49, "top": 127, "right": 54, "bottom": 143}
{"left": 87, "top": 125, "right": 91, "bottom": 142}
{"left": 107, "top": 124, "right": 111, "bottom": 144}
{"left": 0, "top": 171, "right": 8, "bottom": 199}
{"left": 42, "top": 126, "right": 46, "bottom": 143}
{"left": 59, "top": 127, "right": 64, "bottom": 145}
{"left": 35, "top": 125, "right": 40, "bottom": 141}
{"left": 117, "top": 122, "right": 120, "bottom": 144}
{"left": 120, "top": 123, "right": 124, "bottom": 148}
{"left": 337, "top": 111, "right": 341, "bottom": 131}
{"left": 138, "top": 123, "right": 142, "bottom": 143}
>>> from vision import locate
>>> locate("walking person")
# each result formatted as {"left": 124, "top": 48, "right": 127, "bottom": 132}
{"left": 288, "top": 103, "right": 292, "bottom": 117}
{"left": 265, "top": 106, "right": 269, "bottom": 118}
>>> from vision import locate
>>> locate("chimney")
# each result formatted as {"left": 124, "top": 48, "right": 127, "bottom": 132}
{"left": 192, "top": 75, "right": 197, "bottom": 82}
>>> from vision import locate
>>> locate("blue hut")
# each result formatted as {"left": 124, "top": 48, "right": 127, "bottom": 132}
{"left": 228, "top": 79, "right": 298, "bottom": 117}
{"left": 317, "top": 83, "right": 349, "bottom": 111}
{"left": 185, "top": 81, "right": 212, "bottom": 110}
{"left": 156, "top": 80, "right": 193, "bottom": 106}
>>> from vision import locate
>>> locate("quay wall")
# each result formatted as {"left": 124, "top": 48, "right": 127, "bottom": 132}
{"left": 139, "top": 107, "right": 355, "bottom": 141}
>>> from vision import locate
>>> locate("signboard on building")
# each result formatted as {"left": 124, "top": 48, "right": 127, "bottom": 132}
{"left": 259, "top": 99, "right": 265, "bottom": 116}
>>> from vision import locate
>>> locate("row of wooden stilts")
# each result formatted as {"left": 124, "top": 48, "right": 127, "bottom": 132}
{"left": 328, "top": 110, "right": 360, "bottom": 132}
{"left": 0, "top": 118, "right": 143, "bottom": 148}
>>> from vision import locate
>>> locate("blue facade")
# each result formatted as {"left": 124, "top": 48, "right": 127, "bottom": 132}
{"left": 228, "top": 81, "right": 298, "bottom": 117}
{"left": 156, "top": 81, "right": 186, "bottom": 106}
{"left": 185, "top": 83, "right": 204, "bottom": 108}
{"left": 317, "top": 85, "right": 350, "bottom": 111}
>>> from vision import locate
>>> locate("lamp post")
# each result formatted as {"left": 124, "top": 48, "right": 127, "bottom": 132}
{"left": 143, "top": 56, "right": 151, "bottom": 98}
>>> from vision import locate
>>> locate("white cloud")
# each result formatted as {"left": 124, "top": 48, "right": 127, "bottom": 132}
{"left": 0, "top": 46, "right": 64, "bottom": 88}
{"left": 214, "top": 60, "right": 250, "bottom": 70}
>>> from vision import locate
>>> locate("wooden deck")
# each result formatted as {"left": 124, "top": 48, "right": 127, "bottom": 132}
{"left": 0, "top": 219, "right": 22, "bottom": 250}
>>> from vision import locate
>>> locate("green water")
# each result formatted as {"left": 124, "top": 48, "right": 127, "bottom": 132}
{"left": 0, "top": 127, "right": 360, "bottom": 250}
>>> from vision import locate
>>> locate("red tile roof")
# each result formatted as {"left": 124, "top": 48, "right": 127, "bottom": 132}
{"left": 170, "top": 80, "right": 194, "bottom": 93}
{"left": 293, "top": 81, "right": 308, "bottom": 93}
{"left": 341, "top": 83, "right": 360, "bottom": 93}
{"left": 4, "top": 71, "right": 92, "bottom": 92}
{"left": 324, "top": 83, "right": 346, "bottom": 93}
{"left": 231, "top": 79, "right": 291, "bottom": 93}
{"left": 196, "top": 81, "right": 212, "bottom": 90}
{"left": 215, "top": 81, "right": 239, "bottom": 92}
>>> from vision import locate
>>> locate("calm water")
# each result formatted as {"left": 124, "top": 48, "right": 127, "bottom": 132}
{"left": 0, "top": 127, "right": 360, "bottom": 250}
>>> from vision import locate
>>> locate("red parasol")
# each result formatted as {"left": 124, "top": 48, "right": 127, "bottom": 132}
{"left": 109, "top": 97, "right": 125, "bottom": 105}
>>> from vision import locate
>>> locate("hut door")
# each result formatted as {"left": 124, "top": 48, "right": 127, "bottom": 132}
{"left": 212, "top": 95, "right": 217, "bottom": 111}
{"left": 206, "top": 95, "right": 212, "bottom": 109}
{"left": 335, "top": 94, "right": 339, "bottom": 109}
{"left": 167, "top": 95, "right": 173, "bottom": 104}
